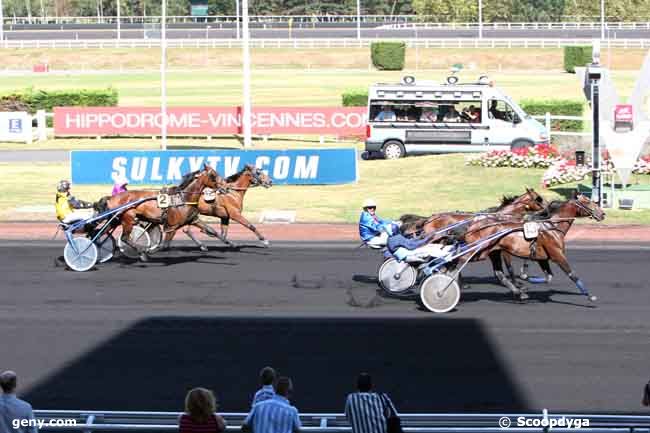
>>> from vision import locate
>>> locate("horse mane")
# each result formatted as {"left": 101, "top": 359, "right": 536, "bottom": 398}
{"left": 175, "top": 169, "right": 200, "bottom": 190}
{"left": 530, "top": 200, "right": 566, "bottom": 220}
{"left": 500, "top": 195, "right": 518, "bottom": 206}
{"left": 226, "top": 165, "right": 254, "bottom": 182}
{"left": 399, "top": 213, "right": 428, "bottom": 223}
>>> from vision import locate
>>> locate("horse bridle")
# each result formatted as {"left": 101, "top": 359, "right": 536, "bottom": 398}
{"left": 572, "top": 197, "right": 602, "bottom": 221}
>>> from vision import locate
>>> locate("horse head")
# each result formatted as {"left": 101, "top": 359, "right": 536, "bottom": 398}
{"left": 199, "top": 163, "right": 224, "bottom": 190}
{"left": 523, "top": 187, "right": 548, "bottom": 211}
{"left": 246, "top": 164, "right": 273, "bottom": 188}
{"left": 573, "top": 192, "right": 606, "bottom": 221}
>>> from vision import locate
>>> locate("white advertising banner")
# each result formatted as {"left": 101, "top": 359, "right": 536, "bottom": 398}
{"left": 0, "top": 112, "right": 32, "bottom": 143}
{"left": 602, "top": 121, "right": 650, "bottom": 185}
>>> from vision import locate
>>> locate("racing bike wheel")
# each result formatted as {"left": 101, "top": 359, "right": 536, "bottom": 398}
{"left": 117, "top": 225, "right": 152, "bottom": 259}
{"left": 419, "top": 273, "right": 461, "bottom": 313}
{"left": 64, "top": 236, "right": 98, "bottom": 272}
{"left": 95, "top": 233, "right": 116, "bottom": 264}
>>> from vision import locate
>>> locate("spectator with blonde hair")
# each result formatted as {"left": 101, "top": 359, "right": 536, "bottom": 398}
{"left": 179, "top": 388, "right": 226, "bottom": 433}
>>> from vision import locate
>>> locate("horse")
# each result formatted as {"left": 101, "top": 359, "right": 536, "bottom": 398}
{"left": 168, "top": 164, "right": 273, "bottom": 250}
{"left": 100, "top": 164, "right": 225, "bottom": 261}
{"left": 456, "top": 193, "right": 605, "bottom": 301}
{"left": 399, "top": 188, "right": 548, "bottom": 291}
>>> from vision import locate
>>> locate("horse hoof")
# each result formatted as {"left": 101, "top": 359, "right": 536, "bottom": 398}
{"left": 589, "top": 295, "right": 598, "bottom": 302}
{"left": 200, "top": 245, "right": 208, "bottom": 252}
{"left": 139, "top": 253, "right": 149, "bottom": 262}
{"left": 519, "top": 273, "right": 529, "bottom": 280}
{"left": 261, "top": 240, "right": 270, "bottom": 247}
{"left": 519, "top": 291, "right": 530, "bottom": 302}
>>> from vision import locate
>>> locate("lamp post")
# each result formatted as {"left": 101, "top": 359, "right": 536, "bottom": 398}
{"left": 204, "top": 25, "right": 210, "bottom": 65}
{"left": 117, "top": 0, "right": 121, "bottom": 40}
{"left": 235, "top": 0, "right": 240, "bottom": 39}
{"left": 0, "top": 0, "right": 4, "bottom": 42}
{"left": 478, "top": 0, "right": 483, "bottom": 39}
{"left": 241, "top": 0, "right": 251, "bottom": 147}
{"left": 588, "top": 41, "right": 602, "bottom": 206}
{"left": 600, "top": 0, "right": 605, "bottom": 40}
{"left": 356, "top": 0, "right": 360, "bottom": 40}
{"left": 160, "top": 0, "right": 167, "bottom": 150}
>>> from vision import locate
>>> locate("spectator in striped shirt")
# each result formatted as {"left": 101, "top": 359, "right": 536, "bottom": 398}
{"left": 242, "top": 377, "right": 301, "bottom": 433}
{"left": 252, "top": 366, "right": 276, "bottom": 407}
{"left": 344, "top": 373, "right": 393, "bottom": 433}
{"left": 178, "top": 388, "right": 226, "bottom": 433}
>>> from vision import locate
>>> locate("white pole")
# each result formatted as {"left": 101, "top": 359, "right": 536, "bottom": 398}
{"left": 600, "top": 0, "right": 605, "bottom": 40}
{"left": 241, "top": 0, "right": 251, "bottom": 147}
{"left": 478, "top": 0, "right": 483, "bottom": 39}
{"left": 161, "top": 0, "right": 167, "bottom": 150}
{"left": 356, "top": 0, "right": 360, "bottom": 40}
{"left": 235, "top": 0, "right": 240, "bottom": 39}
{"left": 116, "top": 0, "right": 120, "bottom": 40}
{"left": 0, "top": 0, "right": 4, "bottom": 42}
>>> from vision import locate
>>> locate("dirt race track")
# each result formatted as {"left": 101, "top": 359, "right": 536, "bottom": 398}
{"left": 1, "top": 240, "right": 650, "bottom": 414}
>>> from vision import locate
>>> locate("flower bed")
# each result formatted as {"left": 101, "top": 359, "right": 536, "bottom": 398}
{"left": 465, "top": 144, "right": 560, "bottom": 169}
{"left": 542, "top": 155, "right": 650, "bottom": 187}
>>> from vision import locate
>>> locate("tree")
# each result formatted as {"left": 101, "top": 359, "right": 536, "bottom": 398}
{"left": 412, "top": 0, "right": 476, "bottom": 21}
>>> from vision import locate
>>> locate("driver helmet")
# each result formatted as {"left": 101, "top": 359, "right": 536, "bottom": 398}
{"left": 114, "top": 175, "right": 129, "bottom": 187}
{"left": 57, "top": 179, "right": 71, "bottom": 193}
{"left": 362, "top": 198, "right": 377, "bottom": 209}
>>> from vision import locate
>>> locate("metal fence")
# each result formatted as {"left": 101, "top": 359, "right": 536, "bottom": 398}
{"left": 2, "top": 16, "right": 650, "bottom": 27}
{"left": 32, "top": 410, "right": 650, "bottom": 432}
{"left": 2, "top": 38, "right": 649, "bottom": 49}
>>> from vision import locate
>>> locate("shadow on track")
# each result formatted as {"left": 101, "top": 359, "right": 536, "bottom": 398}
{"left": 24, "top": 317, "right": 530, "bottom": 413}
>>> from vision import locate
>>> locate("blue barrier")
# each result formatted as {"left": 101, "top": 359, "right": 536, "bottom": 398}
{"left": 71, "top": 149, "right": 358, "bottom": 185}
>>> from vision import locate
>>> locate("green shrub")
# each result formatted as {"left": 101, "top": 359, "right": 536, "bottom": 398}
{"left": 520, "top": 99, "right": 584, "bottom": 132}
{"left": 563, "top": 46, "right": 592, "bottom": 73}
{"left": 0, "top": 88, "right": 118, "bottom": 113}
{"left": 342, "top": 89, "right": 368, "bottom": 107}
{"left": 370, "top": 41, "right": 405, "bottom": 71}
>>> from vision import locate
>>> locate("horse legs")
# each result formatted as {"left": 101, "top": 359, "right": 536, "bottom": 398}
{"left": 229, "top": 211, "right": 269, "bottom": 247}
{"left": 220, "top": 217, "right": 230, "bottom": 241}
{"left": 501, "top": 252, "right": 524, "bottom": 288}
{"left": 489, "top": 251, "right": 528, "bottom": 301}
{"left": 160, "top": 228, "right": 177, "bottom": 251}
{"left": 546, "top": 248, "right": 597, "bottom": 301}
{"left": 183, "top": 226, "right": 208, "bottom": 252}
{"left": 192, "top": 220, "right": 235, "bottom": 247}
{"left": 120, "top": 210, "right": 149, "bottom": 262}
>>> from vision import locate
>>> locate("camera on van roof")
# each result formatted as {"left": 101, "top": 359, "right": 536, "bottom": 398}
{"left": 446, "top": 76, "right": 459, "bottom": 85}
{"left": 402, "top": 76, "right": 416, "bottom": 85}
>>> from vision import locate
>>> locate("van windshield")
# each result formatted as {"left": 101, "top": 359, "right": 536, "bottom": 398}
{"left": 369, "top": 100, "right": 482, "bottom": 124}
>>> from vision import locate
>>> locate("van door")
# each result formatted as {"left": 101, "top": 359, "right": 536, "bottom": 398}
{"left": 486, "top": 99, "right": 520, "bottom": 147}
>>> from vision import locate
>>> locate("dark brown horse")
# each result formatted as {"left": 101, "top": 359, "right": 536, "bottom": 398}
{"left": 102, "top": 164, "right": 225, "bottom": 260}
{"left": 457, "top": 193, "right": 605, "bottom": 301}
{"left": 170, "top": 164, "right": 273, "bottom": 250}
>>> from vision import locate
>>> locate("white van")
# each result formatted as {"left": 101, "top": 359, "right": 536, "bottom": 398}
{"left": 364, "top": 75, "right": 549, "bottom": 159}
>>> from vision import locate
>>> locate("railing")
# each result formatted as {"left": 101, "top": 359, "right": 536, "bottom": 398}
{"left": 532, "top": 113, "right": 589, "bottom": 138}
{"left": 32, "top": 410, "right": 650, "bottom": 432}
{"left": 384, "top": 21, "right": 650, "bottom": 30}
{"left": 1, "top": 38, "right": 649, "bottom": 49}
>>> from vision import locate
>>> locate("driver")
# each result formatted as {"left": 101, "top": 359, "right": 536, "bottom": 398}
{"left": 111, "top": 175, "right": 129, "bottom": 196}
{"left": 387, "top": 227, "right": 454, "bottom": 263}
{"left": 358, "top": 199, "right": 398, "bottom": 248}
{"left": 55, "top": 179, "right": 95, "bottom": 224}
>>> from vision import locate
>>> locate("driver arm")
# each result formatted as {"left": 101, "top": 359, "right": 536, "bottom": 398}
{"left": 68, "top": 195, "right": 94, "bottom": 209}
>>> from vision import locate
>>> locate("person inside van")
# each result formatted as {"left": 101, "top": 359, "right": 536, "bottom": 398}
{"left": 443, "top": 106, "right": 461, "bottom": 123}
{"left": 420, "top": 108, "right": 437, "bottom": 122}
{"left": 489, "top": 100, "right": 508, "bottom": 121}
{"left": 470, "top": 105, "right": 482, "bottom": 123}
{"left": 374, "top": 105, "right": 396, "bottom": 122}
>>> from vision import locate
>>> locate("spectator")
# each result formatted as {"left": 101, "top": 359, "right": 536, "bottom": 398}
{"left": 252, "top": 367, "right": 276, "bottom": 406}
{"left": 0, "top": 370, "right": 37, "bottom": 433}
{"left": 374, "top": 106, "right": 396, "bottom": 122}
{"left": 242, "top": 377, "right": 301, "bottom": 433}
{"left": 179, "top": 388, "right": 226, "bottom": 433}
{"left": 643, "top": 379, "right": 650, "bottom": 407}
{"left": 345, "top": 373, "right": 396, "bottom": 433}
{"left": 419, "top": 108, "right": 437, "bottom": 123}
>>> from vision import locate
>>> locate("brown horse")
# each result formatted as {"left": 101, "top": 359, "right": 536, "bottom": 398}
{"left": 102, "top": 164, "right": 225, "bottom": 260}
{"left": 169, "top": 164, "right": 273, "bottom": 250}
{"left": 457, "top": 193, "right": 605, "bottom": 301}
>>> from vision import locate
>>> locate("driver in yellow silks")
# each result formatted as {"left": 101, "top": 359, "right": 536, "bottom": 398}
{"left": 55, "top": 180, "right": 95, "bottom": 224}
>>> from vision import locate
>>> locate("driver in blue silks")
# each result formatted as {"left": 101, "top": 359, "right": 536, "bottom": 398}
{"left": 359, "top": 198, "right": 398, "bottom": 248}
{"left": 387, "top": 227, "right": 454, "bottom": 263}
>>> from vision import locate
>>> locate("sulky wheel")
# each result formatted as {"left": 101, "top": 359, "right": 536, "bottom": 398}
{"left": 117, "top": 225, "right": 152, "bottom": 259}
{"left": 64, "top": 236, "right": 98, "bottom": 272}
{"left": 378, "top": 258, "right": 417, "bottom": 295}
{"left": 419, "top": 273, "right": 461, "bottom": 313}
{"left": 146, "top": 224, "right": 163, "bottom": 252}
{"left": 95, "top": 233, "right": 116, "bottom": 264}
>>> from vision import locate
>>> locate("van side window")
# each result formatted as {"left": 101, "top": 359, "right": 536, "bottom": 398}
{"left": 488, "top": 99, "right": 516, "bottom": 122}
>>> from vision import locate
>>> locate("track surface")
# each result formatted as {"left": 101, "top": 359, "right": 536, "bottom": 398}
{"left": 2, "top": 241, "right": 650, "bottom": 413}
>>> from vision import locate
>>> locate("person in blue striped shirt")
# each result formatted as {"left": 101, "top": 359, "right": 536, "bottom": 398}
{"left": 252, "top": 367, "right": 276, "bottom": 407}
{"left": 345, "top": 373, "right": 394, "bottom": 433}
{"left": 243, "top": 377, "right": 301, "bottom": 433}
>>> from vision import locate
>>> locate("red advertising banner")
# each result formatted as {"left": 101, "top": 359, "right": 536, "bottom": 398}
{"left": 54, "top": 106, "right": 368, "bottom": 136}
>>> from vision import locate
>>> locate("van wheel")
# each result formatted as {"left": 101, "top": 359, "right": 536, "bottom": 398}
{"left": 511, "top": 139, "right": 534, "bottom": 150}
{"left": 382, "top": 141, "right": 405, "bottom": 159}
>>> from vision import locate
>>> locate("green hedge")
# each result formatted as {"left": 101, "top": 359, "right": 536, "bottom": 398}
{"left": 0, "top": 88, "right": 118, "bottom": 113}
{"left": 563, "top": 45, "right": 592, "bottom": 73}
{"left": 342, "top": 89, "right": 368, "bottom": 107}
{"left": 370, "top": 41, "right": 405, "bottom": 71}
{"left": 520, "top": 99, "right": 584, "bottom": 132}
